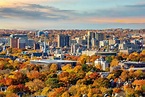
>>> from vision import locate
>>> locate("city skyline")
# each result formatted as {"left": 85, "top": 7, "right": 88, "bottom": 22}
{"left": 0, "top": 0, "right": 145, "bottom": 29}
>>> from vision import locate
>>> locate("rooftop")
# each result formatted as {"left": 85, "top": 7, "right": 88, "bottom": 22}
{"left": 124, "top": 61, "right": 145, "bottom": 64}
{"left": 30, "top": 59, "right": 77, "bottom": 64}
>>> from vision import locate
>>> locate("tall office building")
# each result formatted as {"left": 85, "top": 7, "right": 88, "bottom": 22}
{"left": 71, "top": 44, "right": 79, "bottom": 54}
{"left": 87, "top": 31, "right": 95, "bottom": 49}
{"left": 10, "top": 38, "right": 18, "bottom": 48}
{"left": 91, "top": 38, "right": 97, "bottom": 47}
{"left": 58, "top": 34, "right": 70, "bottom": 47}
{"left": 10, "top": 34, "right": 28, "bottom": 48}
{"left": 95, "top": 33, "right": 104, "bottom": 41}
{"left": 34, "top": 42, "right": 40, "bottom": 50}
{"left": 18, "top": 38, "right": 26, "bottom": 49}
{"left": 87, "top": 32, "right": 104, "bottom": 49}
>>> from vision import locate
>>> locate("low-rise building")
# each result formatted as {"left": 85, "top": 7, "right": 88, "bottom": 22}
{"left": 30, "top": 59, "right": 77, "bottom": 69}
{"left": 94, "top": 58, "right": 109, "bottom": 71}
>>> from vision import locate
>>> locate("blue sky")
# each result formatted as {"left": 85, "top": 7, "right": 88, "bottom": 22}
{"left": 0, "top": 0, "right": 145, "bottom": 29}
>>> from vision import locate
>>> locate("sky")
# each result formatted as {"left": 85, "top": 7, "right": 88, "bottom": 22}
{"left": 0, "top": 0, "right": 145, "bottom": 30}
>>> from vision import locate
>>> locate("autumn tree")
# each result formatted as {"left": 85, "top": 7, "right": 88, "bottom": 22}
{"left": 48, "top": 87, "right": 66, "bottom": 97}
{"left": 127, "top": 52, "right": 140, "bottom": 61}
{"left": 49, "top": 64, "right": 58, "bottom": 72}
{"left": 120, "top": 70, "right": 129, "bottom": 81}
{"left": 45, "top": 78, "right": 60, "bottom": 88}
{"left": 6, "top": 93, "right": 18, "bottom": 97}
{"left": 77, "top": 55, "right": 87, "bottom": 64}
{"left": 134, "top": 70, "right": 143, "bottom": 78}
{"left": 41, "top": 87, "right": 51, "bottom": 96}
{"left": 61, "top": 91, "right": 70, "bottom": 97}
{"left": 25, "top": 79, "right": 45, "bottom": 93}
{"left": 110, "top": 59, "right": 119, "bottom": 67}
{"left": 61, "top": 64, "right": 72, "bottom": 72}
{"left": 27, "top": 70, "right": 42, "bottom": 80}
{"left": 93, "top": 78, "right": 110, "bottom": 88}
{"left": 139, "top": 50, "right": 145, "bottom": 62}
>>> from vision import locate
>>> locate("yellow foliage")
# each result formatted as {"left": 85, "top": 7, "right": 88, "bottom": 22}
{"left": 100, "top": 87, "right": 107, "bottom": 93}
{"left": 8, "top": 75, "right": 15, "bottom": 79}
{"left": 73, "top": 65, "right": 82, "bottom": 73}
{"left": 50, "top": 64, "right": 58, "bottom": 72}
{"left": 134, "top": 70, "right": 143, "bottom": 77}
{"left": 61, "top": 64, "right": 72, "bottom": 72}
{"left": 80, "top": 85, "right": 87, "bottom": 93}
{"left": 107, "top": 73, "right": 114, "bottom": 79}
{"left": 110, "top": 59, "right": 119, "bottom": 67}
{"left": 69, "top": 85, "right": 77, "bottom": 95}
{"left": 8, "top": 60, "right": 13, "bottom": 64}
{"left": 86, "top": 71, "right": 93, "bottom": 76}
{"left": 25, "top": 79, "right": 45, "bottom": 92}
{"left": 87, "top": 88, "right": 92, "bottom": 97}
{"left": 126, "top": 88, "right": 134, "bottom": 96}
{"left": 77, "top": 55, "right": 88, "bottom": 64}
{"left": 41, "top": 87, "right": 50, "bottom": 96}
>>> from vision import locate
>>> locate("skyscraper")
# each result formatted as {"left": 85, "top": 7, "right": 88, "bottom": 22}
{"left": 87, "top": 31, "right": 104, "bottom": 49}
{"left": 71, "top": 43, "right": 79, "bottom": 54}
{"left": 18, "top": 38, "right": 26, "bottom": 49}
{"left": 87, "top": 31, "right": 95, "bottom": 49}
{"left": 10, "top": 34, "right": 28, "bottom": 48}
{"left": 10, "top": 38, "right": 18, "bottom": 48}
{"left": 95, "top": 32, "right": 104, "bottom": 41}
{"left": 58, "top": 34, "right": 70, "bottom": 48}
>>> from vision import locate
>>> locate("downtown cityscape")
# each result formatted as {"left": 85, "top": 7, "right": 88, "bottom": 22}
{"left": 0, "top": 0, "right": 145, "bottom": 97}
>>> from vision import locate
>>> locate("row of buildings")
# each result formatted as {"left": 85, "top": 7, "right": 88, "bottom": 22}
{"left": 0, "top": 31, "right": 144, "bottom": 56}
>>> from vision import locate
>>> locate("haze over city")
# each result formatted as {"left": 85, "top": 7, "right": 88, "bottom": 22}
{"left": 0, "top": 0, "right": 145, "bottom": 29}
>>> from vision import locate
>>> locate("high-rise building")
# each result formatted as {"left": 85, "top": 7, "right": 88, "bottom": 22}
{"left": 71, "top": 44, "right": 79, "bottom": 54}
{"left": 28, "top": 39, "right": 34, "bottom": 47}
{"left": 58, "top": 34, "right": 70, "bottom": 47}
{"left": 18, "top": 38, "right": 26, "bottom": 49}
{"left": 34, "top": 42, "right": 40, "bottom": 50}
{"left": 10, "top": 34, "right": 28, "bottom": 48}
{"left": 95, "top": 33, "right": 104, "bottom": 41}
{"left": 10, "top": 38, "right": 18, "bottom": 48}
{"left": 87, "top": 31, "right": 95, "bottom": 49}
{"left": 87, "top": 32, "right": 104, "bottom": 49}
{"left": 91, "top": 38, "right": 97, "bottom": 47}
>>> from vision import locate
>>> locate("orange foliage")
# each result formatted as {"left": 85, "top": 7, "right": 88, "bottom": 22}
{"left": 6, "top": 93, "right": 18, "bottom": 97}
{"left": 90, "top": 55, "right": 99, "bottom": 63}
{"left": 127, "top": 52, "right": 140, "bottom": 61}
{"left": 5, "top": 78, "right": 13, "bottom": 86}
{"left": 120, "top": 70, "right": 128, "bottom": 81}
{"left": 95, "top": 64, "right": 102, "bottom": 70}
{"left": 89, "top": 72, "right": 99, "bottom": 79}
{"left": 48, "top": 87, "right": 66, "bottom": 97}
{"left": 133, "top": 80, "right": 145, "bottom": 86}
{"left": 139, "top": 50, "right": 145, "bottom": 62}
{"left": 61, "top": 91, "right": 70, "bottom": 97}
{"left": 134, "top": 70, "right": 143, "bottom": 77}
{"left": 27, "top": 70, "right": 41, "bottom": 80}
{"left": 77, "top": 55, "right": 87, "bottom": 64}
{"left": 0, "top": 91, "right": 5, "bottom": 96}
{"left": 113, "top": 88, "right": 121, "bottom": 93}
{"left": 59, "top": 72, "right": 69, "bottom": 82}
